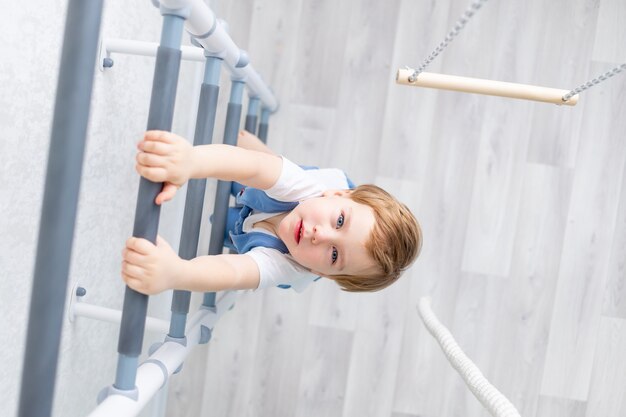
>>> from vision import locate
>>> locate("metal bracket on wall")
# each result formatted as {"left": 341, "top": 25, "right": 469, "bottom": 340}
{"left": 97, "top": 38, "right": 206, "bottom": 71}
{"left": 67, "top": 281, "right": 170, "bottom": 334}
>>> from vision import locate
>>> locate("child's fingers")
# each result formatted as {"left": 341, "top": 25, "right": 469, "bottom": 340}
{"left": 156, "top": 183, "right": 178, "bottom": 205}
{"left": 121, "top": 260, "right": 146, "bottom": 279}
{"left": 239, "top": 129, "right": 259, "bottom": 141}
{"left": 121, "top": 272, "right": 146, "bottom": 293}
{"left": 137, "top": 139, "right": 171, "bottom": 155}
{"left": 122, "top": 269, "right": 156, "bottom": 295}
{"left": 144, "top": 130, "right": 178, "bottom": 144}
{"left": 135, "top": 164, "right": 168, "bottom": 183}
{"left": 122, "top": 247, "right": 145, "bottom": 265}
{"left": 125, "top": 237, "right": 155, "bottom": 255}
{"left": 136, "top": 151, "right": 166, "bottom": 168}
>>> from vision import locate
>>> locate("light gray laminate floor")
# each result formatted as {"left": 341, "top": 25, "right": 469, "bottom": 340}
{"left": 167, "top": 0, "right": 626, "bottom": 416}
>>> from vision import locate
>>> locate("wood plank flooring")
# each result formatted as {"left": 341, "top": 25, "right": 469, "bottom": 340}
{"left": 166, "top": 0, "right": 626, "bottom": 416}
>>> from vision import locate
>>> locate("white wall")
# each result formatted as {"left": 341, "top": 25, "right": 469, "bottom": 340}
{"left": 1, "top": 1, "right": 203, "bottom": 416}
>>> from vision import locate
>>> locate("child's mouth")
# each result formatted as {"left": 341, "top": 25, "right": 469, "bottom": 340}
{"left": 295, "top": 220, "right": 303, "bottom": 244}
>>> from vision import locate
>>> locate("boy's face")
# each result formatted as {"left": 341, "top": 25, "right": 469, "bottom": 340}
{"left": 277, "top": 190, "right": 378, "bottom": 278}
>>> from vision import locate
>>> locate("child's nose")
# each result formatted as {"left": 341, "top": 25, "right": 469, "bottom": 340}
{"left": 311, "top": 225, "right": 329, "bottom": 244}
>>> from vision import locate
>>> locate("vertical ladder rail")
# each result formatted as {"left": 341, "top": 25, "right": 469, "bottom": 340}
{"left": 18, "top": 2, "right": 104, "bottom": 416}
{"left": 203, "top": 78, "right": 245, "bottom": 308}
{"left": 168, "top": 53, "right": 223, "bottom": 338}
{"left": 110, "top": 10, "right": 186, "bottom": 397}
{"left": 257, "top": 107, "right": 271, "bottom": 143}
{"left": 244, "top": 96, "right": 260, "bottom": 135}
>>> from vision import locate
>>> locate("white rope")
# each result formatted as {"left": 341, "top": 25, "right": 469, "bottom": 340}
{"left": 562, "top": 63, "right": 626, "bottom": 102}
{"left": 408, "top": 0, "right": 490, "bottom": 82}
{"left": 417, "top": 297, "right": 522, "bottom": 417}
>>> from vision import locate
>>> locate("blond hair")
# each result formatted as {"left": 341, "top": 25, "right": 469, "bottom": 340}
{"left": 332, "top": 184, "right": 422, "bottom": 292}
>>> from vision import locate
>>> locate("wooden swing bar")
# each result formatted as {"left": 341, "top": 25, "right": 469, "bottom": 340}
{"left": 396, "top": 68, "right": 579, "bottom": 106}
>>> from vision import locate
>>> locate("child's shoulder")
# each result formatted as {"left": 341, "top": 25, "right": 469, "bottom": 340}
{"left": 301, "top": 166, "right": 354, "bottom": 190}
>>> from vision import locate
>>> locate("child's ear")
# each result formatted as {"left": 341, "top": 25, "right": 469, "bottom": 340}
{"left": 321, "top": 189, "right": 352, "bottom": 198}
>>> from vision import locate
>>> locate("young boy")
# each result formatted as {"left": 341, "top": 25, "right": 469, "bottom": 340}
{"left": 121, "top": 130, "right": 422, "bottom": 295}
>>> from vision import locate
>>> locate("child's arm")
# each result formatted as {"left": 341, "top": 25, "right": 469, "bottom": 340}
{"left": 121, "top": 235, "right": 260, "bottom": 295}
{"left": 136, "top": 130, "right": 282, "bottom": 204}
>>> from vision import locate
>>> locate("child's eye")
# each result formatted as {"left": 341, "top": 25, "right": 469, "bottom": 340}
{"left": 336, "top": 213, "right": 345, "bottom": 229}
{"left": 331, "top": 247, "right": 338, "bottom": 264}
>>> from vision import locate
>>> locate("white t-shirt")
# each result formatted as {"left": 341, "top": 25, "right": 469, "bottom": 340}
{"left": 244, "top": 157, "right": 351, "bottom": 292}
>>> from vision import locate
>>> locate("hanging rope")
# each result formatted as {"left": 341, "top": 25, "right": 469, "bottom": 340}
{"left": 408, "top": 0, "right": 490, "bottom": 82}
{"left": 418, "top": 297, "right": 522, "bottom": 417}
{"left": 562, "top": 63, "right": 626, "bottom": 102}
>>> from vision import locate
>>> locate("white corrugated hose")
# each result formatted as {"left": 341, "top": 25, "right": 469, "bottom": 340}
{"left": 418, "top": 297, "right": 522, "bottom": 417}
